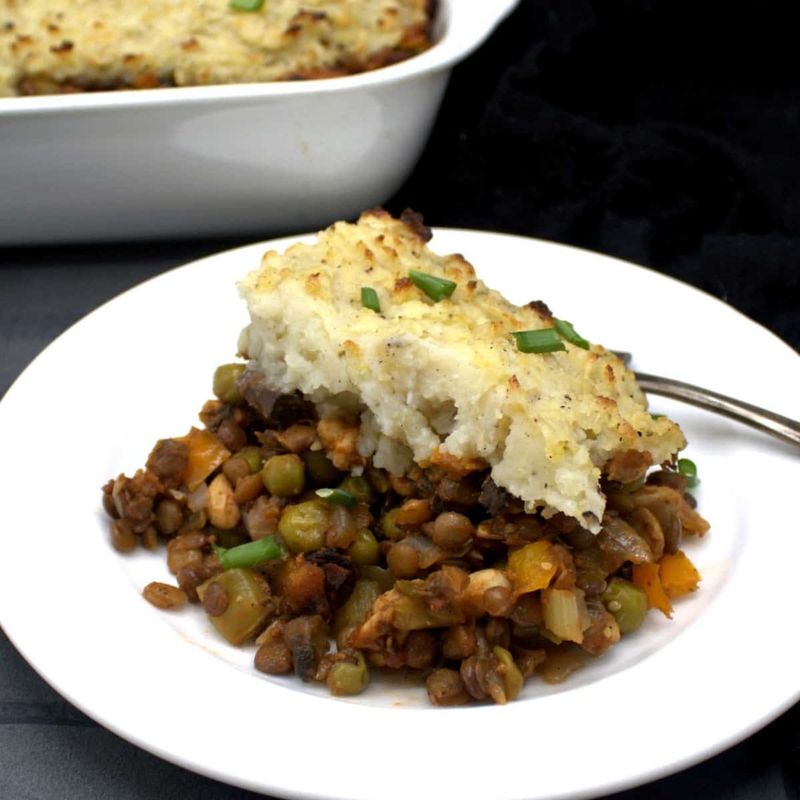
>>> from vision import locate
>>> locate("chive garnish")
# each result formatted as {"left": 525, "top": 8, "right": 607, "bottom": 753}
{"left": 512, "top": 328, "right": 566, "bottom": 354}
{"left": 315, "top": 487, "right": 356, "bottom": 508}
{"left": 408, "top": 270, "right": 457, "bottom": 302}
{"left": 229, "top": 0, "right": 264, "bottom": 10}
{"left": 677, "top": 458, "right": 699, "bottom": 489}
{"left": 212, "top": 535, "right": 285, "bottom": 570}
{"left": 554, "top": 318, "right": 590, "bottom": 349}
{"left": 361, "top": 287, "right": 381, "bottom": 313}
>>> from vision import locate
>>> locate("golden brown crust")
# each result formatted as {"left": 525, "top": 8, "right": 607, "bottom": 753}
{"left": 399, "top": 208, "right": 433, "bottom": 242}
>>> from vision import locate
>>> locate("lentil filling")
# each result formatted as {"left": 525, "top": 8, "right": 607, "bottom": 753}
{"left": 101, "top": 362, "right": 709, "bottom": 705}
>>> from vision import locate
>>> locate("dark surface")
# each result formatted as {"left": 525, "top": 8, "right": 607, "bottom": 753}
{"left": 1, "top": 1, "right": 798, "bottom": 798}
{"left": 391, "top": 0, "right": 800, "bottom": 353}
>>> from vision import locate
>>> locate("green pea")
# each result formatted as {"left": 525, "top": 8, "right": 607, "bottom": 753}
{"left": 347, "top": 528, "right": 380, "bottom": 565}
{"left": 602, "top": 577, "right": 648, "bottom": 634}
{"left": 277, "top": 500, "right": 329, "bottom": 553}
{"left": 212, "top": 363, "right": 246, "bottom": 405}
{"left": 261, "top": 454, "right": 305, "bottom": 497}
{"left": 678, "top": 457, "right": 700, "bottom": 489}
{"left": 237, "top": 446, "right": 263, "bottom": 473}
{"left": 326, "top": 651, "right": 369, "bottom": 696}
{"left": 302, "top": 450, "right": 343, "bottom": 485}
{"left": 380, "top": 508, "right": 403, "bottom": 541}
{"left": 339, "top": 475, "right": 373, "bottom": 505}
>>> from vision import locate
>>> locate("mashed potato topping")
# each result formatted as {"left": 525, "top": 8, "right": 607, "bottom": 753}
{"left": 238, "top": 210, "right": 686, "bottom": 530}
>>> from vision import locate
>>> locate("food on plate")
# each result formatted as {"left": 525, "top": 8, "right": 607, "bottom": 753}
{"left": 0, "top": 0, "right": 433, "bottom": 96}
{"left": 101, "top": 209, "right": 709, "bottom": 705}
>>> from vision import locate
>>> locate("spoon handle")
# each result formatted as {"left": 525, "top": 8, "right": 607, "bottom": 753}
{"left": 634, "top": 371, "right": 800, "bottom": 449}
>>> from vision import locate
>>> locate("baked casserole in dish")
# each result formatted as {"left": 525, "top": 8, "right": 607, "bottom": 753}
{"left": 0, "top": 0, "right": 519, "bottom": 244}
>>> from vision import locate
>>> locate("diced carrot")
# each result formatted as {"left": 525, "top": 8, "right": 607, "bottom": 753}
{"left": 508, "top": 540, "right": 558, "bottom": 596}
{"left": 177, "top": 427, "right": 230, "bottom": 489}
{"left": 659, "top": 550, "right": 701, "bottom": 597}
{"left": 631, "top": 562, "right": 673, "bottom": 618}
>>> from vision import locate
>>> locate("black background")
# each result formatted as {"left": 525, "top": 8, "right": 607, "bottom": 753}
{"left": 393, "top": 0, "right": 800, "bottom": 352}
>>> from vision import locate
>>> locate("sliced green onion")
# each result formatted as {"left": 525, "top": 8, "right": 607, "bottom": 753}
{"left": 361, "top": 287, "right": 381, "bottom": 313}
{"left": 512, "top": 328, "right": 566, "bottom": 354}
{"left": 650, "top": 413, "right": 665, "bottom": 420}
{"left": 229, "top": 0, "right": 264, "bottom": 10}
{"left": 554, "top": 318, "right": 590, "bottom": 349}
{"left": 408, "top": 270, "right": 457, "bottom": 302}
{"left": 212, "top": 535, "right": 285, "bottom": 570}
{"left": 677, "top": 458, "right": 699, "bottom": 489}
{"left": 315, "top": 487, "right": 356, "bottom": 509}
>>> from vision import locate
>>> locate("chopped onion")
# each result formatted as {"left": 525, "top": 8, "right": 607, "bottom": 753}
{"left": 403, "top": 533, "right": 444, "bottom": 569}
{"left": 542, "top": 588, "right": 590, "bottom": 643}
{"left": 186, "top": 482, "right": 209, "bottom": 512}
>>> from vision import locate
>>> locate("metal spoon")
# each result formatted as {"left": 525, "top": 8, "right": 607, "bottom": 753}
{"left": 613, "top": 352, "right": 800, "bottom": 449}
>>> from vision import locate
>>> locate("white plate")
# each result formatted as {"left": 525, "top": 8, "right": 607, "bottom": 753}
{"left": 1, "top": 230, "right": 798, "bottom": 800}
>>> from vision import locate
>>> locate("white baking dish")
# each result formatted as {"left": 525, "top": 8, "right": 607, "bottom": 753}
{"left": 0, "top": 0, "right": 519, "bottom": 245}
